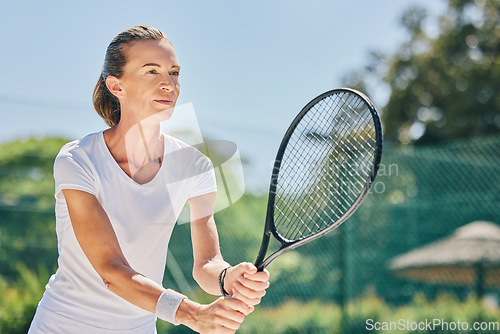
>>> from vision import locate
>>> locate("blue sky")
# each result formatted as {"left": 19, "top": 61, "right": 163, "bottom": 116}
{"left": 0, "top": 0, "right": 446, "bottom": 191}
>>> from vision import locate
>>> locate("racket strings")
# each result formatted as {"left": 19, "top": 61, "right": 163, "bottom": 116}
{"left": 278, "top": 98, "right": 349, "bottom": 190}
{"left": 274, "top": 144, "right": 352, "bottom": 236}
{"left": 279, "top": 94, "right": 366, "bottom": 202}
{"left": 277, "top": 151, "right": 360, "bottom": 240}
{"left": 275, "top": 183, "right": 337, "bottom": 235}
{"left": 273, "top": 92, "right": 377, "bottom": 241}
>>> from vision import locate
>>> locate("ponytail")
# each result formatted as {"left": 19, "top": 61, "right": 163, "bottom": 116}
{"left": 93, "top": 74, "right": 120, "bottom": 127}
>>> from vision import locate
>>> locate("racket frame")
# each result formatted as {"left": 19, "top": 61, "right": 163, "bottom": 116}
{"left": 254, "top": 88, "right": 383, "bottom": 270}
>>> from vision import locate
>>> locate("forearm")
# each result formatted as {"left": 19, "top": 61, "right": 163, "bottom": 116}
{"left": 100, "top": 262, "right": 166, "bottom": 313}
{"left": 193, "top": 255, "right": 231, "bottom": 295}
{"left": 102, "top": 265, "right": 216, "bottom": 329}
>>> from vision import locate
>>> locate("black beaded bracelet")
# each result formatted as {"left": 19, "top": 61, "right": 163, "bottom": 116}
{"left": 218, "top": 266, "right": 231, "bottom": 297}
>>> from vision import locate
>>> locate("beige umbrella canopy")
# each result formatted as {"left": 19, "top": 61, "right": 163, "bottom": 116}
{"left": 388, "top": 221, "right": 500, "bottom": 297}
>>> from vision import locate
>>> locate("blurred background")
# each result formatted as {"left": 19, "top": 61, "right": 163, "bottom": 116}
{"left": 1, "top": 0, "right": 499, "bottom": 333}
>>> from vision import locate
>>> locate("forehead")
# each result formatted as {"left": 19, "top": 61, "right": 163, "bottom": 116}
{"left": 124, "top": 39, "right": 178, "bottom": 67}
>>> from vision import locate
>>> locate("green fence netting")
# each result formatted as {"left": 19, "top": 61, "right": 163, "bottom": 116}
{"left": 1, "top": 135, "right": 500, "bottom": 333}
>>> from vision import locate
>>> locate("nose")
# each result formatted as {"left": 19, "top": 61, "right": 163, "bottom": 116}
{"left": 161, "top": 74, "right": 176, "bottom": 91}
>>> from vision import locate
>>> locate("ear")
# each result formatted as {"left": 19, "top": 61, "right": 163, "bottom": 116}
{"left": 105, "top": 76, "right": 124, "bottom": 98}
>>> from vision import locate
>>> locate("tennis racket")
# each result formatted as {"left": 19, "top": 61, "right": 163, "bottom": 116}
{"left": 254, "top": 88, "right": 383, "bottom": 271}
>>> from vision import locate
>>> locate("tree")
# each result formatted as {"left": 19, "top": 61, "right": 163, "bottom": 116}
{"left": 343, "top": 0, "right": 500, "bottom": 145}
{"left": 0, "top": 138, "right": 67, "bottom": 278}
{"left": 0, "top": 137, "right": 67, "bottom": 333}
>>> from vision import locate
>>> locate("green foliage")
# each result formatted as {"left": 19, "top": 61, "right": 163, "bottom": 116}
{"left": 343, "top": 0, "right": 500, "bottom": 145}
{"left": 363, "top": 293, "right": 500, "bottom": 334}
{"left": 0, "top": 138, "right": 64, "bottom": 333}
{"left": 156, "top": 300, "right": 341, "bottom": 334}
{"left": 242, "top": 300, "right": 341, "bottom": 334}
{"left": 2, "top": 133, "right": 500, "bottom": 332}
{"left": 0, "top": 138, "right": 63, "bottom": 280}
{"left": 0, "top": 265, "right": 47, "bottom": 334}
{"left": 155, "top": 293, "right": 500, "bottom": 334}
{"left": 0, "top": 137, "right": 66, "bottom": 203}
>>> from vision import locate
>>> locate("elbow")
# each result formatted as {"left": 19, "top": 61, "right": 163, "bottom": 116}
{"left": 100, "top": 274, "right": 111, "bottom": 290}
{"left": 192, "top": 266, "right": 203, "bottom": 287}
{"left": 192, "top": 259, "right": 222, "bottom": 296}
{"left": 98, "top": 267, "right": 120, "bottom": 292}
{"left": 192, "top": 262, "right": 212, "bottom": 293}
{"left": 192, "top": 267, "right": 215, "bottom": 295}
{"left": 96, "top": 260, "right": 130, "bottom": 293}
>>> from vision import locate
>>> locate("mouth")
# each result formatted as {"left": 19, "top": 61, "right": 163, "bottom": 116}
{"left": 154, "top": 99, "right": 173, "bottom": 106}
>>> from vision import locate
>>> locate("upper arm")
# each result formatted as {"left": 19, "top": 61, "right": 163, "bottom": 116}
{"left": 62, "top": 189, "right": 130, "bottom": 278}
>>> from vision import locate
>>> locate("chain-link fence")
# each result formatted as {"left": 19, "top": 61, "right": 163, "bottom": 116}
{"left": 1, "top": 135, "right": 500, "bottom": 333}
{"left": 164, "top": 135, "right": 500, "bottom": 333}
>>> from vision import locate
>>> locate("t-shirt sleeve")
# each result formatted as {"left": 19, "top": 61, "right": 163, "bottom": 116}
{"left": 188, "top": 154, "right": 217, "bottom": 199}
{"left": 53, "top": 146, "right": 96, "bottom": 200}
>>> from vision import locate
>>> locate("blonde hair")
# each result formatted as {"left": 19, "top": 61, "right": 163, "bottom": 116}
{"left": 93, "top": 25, "right": 166, "bottom": 127}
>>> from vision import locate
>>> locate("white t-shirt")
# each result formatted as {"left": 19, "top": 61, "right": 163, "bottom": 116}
{"left": 31, "top": 131, "right": 217, "bottom": 333}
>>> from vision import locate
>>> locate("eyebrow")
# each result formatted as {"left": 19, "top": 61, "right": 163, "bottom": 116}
{"left": 142, "top": 63, "right": 181, "bottom": 69}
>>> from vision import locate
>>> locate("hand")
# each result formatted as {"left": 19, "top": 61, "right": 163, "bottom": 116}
{"left": 177, "top": 297, "right": 253, "bottom": 334}
{"left": 225, "top": 262, "right": 270, "bottom": 307}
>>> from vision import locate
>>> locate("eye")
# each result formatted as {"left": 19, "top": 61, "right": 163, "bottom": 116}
{"left": 170, "top": 70, "right": 180, "bottom": 77}
{"left": 147, "top": 69, "right": 159, "bottom": 75}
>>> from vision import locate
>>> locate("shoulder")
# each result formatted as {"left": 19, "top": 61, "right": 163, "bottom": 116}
{"left": 54, "top": 132, "right": 103, "bottom": 173}
{"left": 56, "top": 132, "right": 103, "bottom": 162}
{"left": 57, "top": 132, "right": 102, "bottom": 157}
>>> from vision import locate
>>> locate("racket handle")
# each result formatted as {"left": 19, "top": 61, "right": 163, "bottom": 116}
{"left": 254, "top": 232, "right": 271, "bottom": 272}
{"left": 254, "top": 261, "right": 266, "bottom": 272}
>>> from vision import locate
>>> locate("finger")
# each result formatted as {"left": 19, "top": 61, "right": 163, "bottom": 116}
{"left": 210, "top": 319, "right": 240, "bottom": 334}
{"left": 235, "top": 276, "right": 270, "bottom": 294}
{"left": 222, "top": 296, "right": 255, "bottom": 315}
{"left": 217, "top": 327, "right": 237, "bottom": 334}
{"left": 232, "top": 282, "right": 266, "bottom": 306}
{"left": 244, "top": 268, "right": 270, "bottom": 282}
{"left": 233, "top": 280, "right": 267, "bottom": 299}
{"left": 231, "top": 290, "right": 262, "bottom": 307}
{"left": 215, "top": 311, "right": 244, "bottom": 330}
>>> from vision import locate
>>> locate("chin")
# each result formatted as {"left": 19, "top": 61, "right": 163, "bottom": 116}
{"left": 156, "top": 106, "right": 175, "bottom": 121}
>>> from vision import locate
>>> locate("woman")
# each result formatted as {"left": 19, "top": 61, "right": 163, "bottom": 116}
{"left": 28, "top": 25, "right": 270, "bottom": 334}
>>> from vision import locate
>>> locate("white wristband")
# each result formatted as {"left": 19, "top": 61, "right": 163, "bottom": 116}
{"left": 155, "top": 289, "right": 187, "bottom": 326}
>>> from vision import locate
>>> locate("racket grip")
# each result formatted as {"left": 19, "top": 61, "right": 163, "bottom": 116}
{"left": 254, "top": 261, "right": 266, "bottom": 272}
{"left": 254, "top": 232, "right": 271, "bottom": 272}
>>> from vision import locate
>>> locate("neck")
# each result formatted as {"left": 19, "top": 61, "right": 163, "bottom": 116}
{"left": 104, "top": 116, "right": 164, "bottom": 182}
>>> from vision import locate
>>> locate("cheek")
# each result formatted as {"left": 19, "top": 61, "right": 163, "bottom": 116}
{"left": 173, "top": 77, "right": 181, "bottom": 88}
{"left": 174, "top": 80, "right": 181, "bottom": 94}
